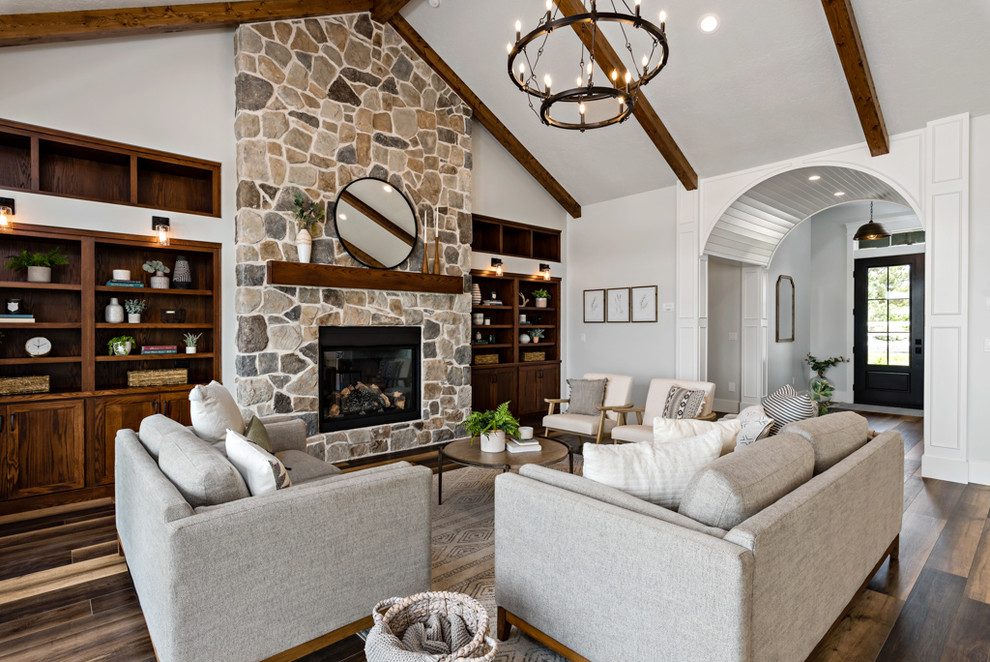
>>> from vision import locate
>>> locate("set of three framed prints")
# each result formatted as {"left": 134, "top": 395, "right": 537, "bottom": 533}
{"left": 583, "top": 285, "right": 658, "bottom": 323}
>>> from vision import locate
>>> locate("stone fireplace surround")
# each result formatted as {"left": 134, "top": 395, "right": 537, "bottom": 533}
{"left": 233, "top": 13, "right": 472, "bottom": 462}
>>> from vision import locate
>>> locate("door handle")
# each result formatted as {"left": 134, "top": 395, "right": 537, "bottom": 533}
{"left": 9, "top": 413, "right": 15, "bottom": 433}
{"left": 163, "top": 400, "right": 169, "bottom": 416}
{"left": 153, "top": 400, "right": 160, "bottom": 414}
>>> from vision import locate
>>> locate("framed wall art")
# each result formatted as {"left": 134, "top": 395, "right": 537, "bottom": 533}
{"left": 583, "top": 289, "right": 605, "bottom": 323}
{"left": 606, "top": 287, "right": 630, "bottom": 323}
{"left": 631, "top": 285, "right": 658, "bottom": 322}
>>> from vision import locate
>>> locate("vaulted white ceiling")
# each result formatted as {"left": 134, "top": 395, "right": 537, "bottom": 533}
{"left": 3, "top": 0, "right": 989, "bottom": 208}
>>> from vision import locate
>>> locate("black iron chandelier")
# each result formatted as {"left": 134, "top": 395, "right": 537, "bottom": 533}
{"left": 507, "top": 0, "right": 669, "bottom": 131}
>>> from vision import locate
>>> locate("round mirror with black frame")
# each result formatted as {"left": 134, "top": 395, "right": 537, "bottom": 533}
{"left": 333, "top": 177, "right": 418, "bottom": 269}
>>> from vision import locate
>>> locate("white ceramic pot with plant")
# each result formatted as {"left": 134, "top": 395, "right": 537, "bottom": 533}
{"left": 6, "top": 247, "right": 69, "bottom": 284}
{"left": 465, "top": 402, "right": 519, "bottom": 454}
{"left": 183, "top": 332, "right": 202, "bottom": 354}
{"left": 143, "top": 260, "right": 171, "bottom": 289}
{"left": 107, "top": 335, "right": 135, "bottom": 356}
{"left": 532, "top": 288, "right": 550, "bottom": 308}
{"left": 124, "top": 298, "right": 147, "bottom": 323}
{"left": 293, "top": 193, "right": 324, "bottom": 264}
{"left": 531, "top": 328, "right": 545, "bottom": 344}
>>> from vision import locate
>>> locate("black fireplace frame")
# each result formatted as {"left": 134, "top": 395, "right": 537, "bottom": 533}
{"left": 317, "top": 326, "right": 421, "bottom": 433}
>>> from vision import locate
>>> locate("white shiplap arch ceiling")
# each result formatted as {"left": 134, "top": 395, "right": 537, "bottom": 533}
{"left": 702, "top": 166, "right": 910, "bottom": 266}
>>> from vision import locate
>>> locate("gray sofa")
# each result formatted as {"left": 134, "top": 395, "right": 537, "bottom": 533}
{"left": 115, "top": 414, "right": 432, "bottom": 662}
{"left": 494, "top": 412, "right": 903, "bottom": 662}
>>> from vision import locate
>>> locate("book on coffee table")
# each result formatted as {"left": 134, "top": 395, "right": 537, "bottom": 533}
{"left": 506, "top": 438, "right": 542, "bottom": 453}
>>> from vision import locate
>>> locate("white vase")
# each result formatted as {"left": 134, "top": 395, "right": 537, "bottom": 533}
{"left": 105, "top": 298, "right": 124, "bottom": 324}
{"left": 112, "top": 269, "right": 131, "bottom": 280}
{"left": 128, "top": 313, "right": 141, "bottom": 323}
{"left": 480, "top": 430, "right": 506, "bottom": 453}
{"left": 519, "top": 333, "right": 531, "bottom": 344}
{"left": 112, "top": 341, "right": 132, "bottom": 356}
{"left": 297, "top": 228, "right": 312, "bottom": 264}
{"left": 150, "top": 271, "right": 170, "bottom": 289}
{"left": 185, "top": 346, "right": 197, "bottom": 354}
{"left": 27, "top": 266, "right": 51, "bottom": 283}
{"left": 535, "top": 298, "right": 548, "bottom": 308}
{"left": 471, "top": 283, "right": 482, "bottom": 305}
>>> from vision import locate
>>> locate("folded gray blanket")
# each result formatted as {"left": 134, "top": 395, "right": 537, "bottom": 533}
{"left": 365, "top": 612, "right": 473, "bottom": 661}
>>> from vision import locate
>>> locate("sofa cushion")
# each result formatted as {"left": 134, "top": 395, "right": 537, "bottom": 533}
{"left": 610, "top": 424, "right": 654, "bottom": 443}
{"left": 276, "top": 449, "right": 342, "bottom": 484}
{"left": 761, "top": 385, "right": 817, "bottom": 434}
{"left": 652, "top": 417, "right": 741, "bottom": 455}
{"left": 780, "top": 411, "right": 869, "bottom": 474}
{"left": 543, "top": 413, "right": 617, "bottom": 437}
{"left": 189, "top": 380, "right": 245, "bottom": 442}
{"left": 567, "top": 378, "right": 607, "bottom": 416}
{"left": 158, "top": 427, "right": 250, "bottom": 507}
{"left": 662, "top": 385, "right": 708, "bottom": 419}
{"left": 678, "top": 434, "right": 814, "bottom": 529}
{"left": 244, "top": 415, "right": 274, "bottom": 453}
{"left": 583, "top": 428, "right": 723, "bottom": 508}
{"left": 225, "top": 430, "right": 293, "bottom": 496}
{"left": 138, "top": 414, "right": 188, "bottom": 460}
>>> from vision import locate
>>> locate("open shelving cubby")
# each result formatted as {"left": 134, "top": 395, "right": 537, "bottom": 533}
{"left": 471, "top": 214, "right": 561, "bottom": 262}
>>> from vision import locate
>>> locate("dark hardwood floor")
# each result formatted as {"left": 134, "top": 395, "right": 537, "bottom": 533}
{"left": 0, "top": 413, "right": 988, "bottom": 661}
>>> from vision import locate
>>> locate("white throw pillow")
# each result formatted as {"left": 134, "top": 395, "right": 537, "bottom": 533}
{"left": 224, "top": 429, "right": 292, "bottom": 496}
{"left": 582, "top": 429, "right": 723, "bottom": 508}
{"left": 189, "top": 380, "right": 245, "bottom": 442}
{"left": 652, "top": 417, "right": 742, "bottom": 455}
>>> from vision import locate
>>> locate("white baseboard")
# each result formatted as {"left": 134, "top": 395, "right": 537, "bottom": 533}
{"left": 969, "top": 460, "right": 990, "bottom": 487}
{"left": 714, "top": 398, "right": 740, "bottom": 414}
{"left": 922, "top": 454, "right": 970, "bottom": 484}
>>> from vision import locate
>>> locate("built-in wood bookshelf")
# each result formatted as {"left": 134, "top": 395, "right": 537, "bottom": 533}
{"left": 471, "top": 214, "right": 561, "bottom": 262}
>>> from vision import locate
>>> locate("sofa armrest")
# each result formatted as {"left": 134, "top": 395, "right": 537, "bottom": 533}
{"left": 260, "top": 416, "right": 307, "bottom": 453}
{"left": 495, "top": 472, "right": 752, "bottom": 662}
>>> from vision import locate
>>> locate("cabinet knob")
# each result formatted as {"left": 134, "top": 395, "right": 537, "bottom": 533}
{"left": 153, "top": 400, "right": 160, "bottom": 414}
{"left": 9, "top": 413, "right": 15, "bottom": 432}
{"left": 163, "top": 400, "right": 169, "bottom": 416}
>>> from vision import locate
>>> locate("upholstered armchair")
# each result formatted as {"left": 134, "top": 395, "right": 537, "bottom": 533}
{"left": 543, "top": 372, "right": 635, "bottom": 444}
{"left": 609, "top": 378, "right": 717, "bottom": 443}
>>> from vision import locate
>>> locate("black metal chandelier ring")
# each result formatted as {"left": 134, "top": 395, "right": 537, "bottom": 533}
{"left": 539, "top": 85, "right": 636, "bottom": 130}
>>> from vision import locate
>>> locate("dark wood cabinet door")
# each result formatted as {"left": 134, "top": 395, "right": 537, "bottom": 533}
{"left": 93, "top": 394, "right": 158, "bottom": 485}
{"left": 517, "top": 364, "right": 561, "bottom": 415}
{"left": 538, "top": 365, "right": 561, "bottom": 410}
{"left": 1, "top": 400, "right": 86, "bottom": 500}
{"left": 471, "top": 367, "right": 518, "bottom": 413}
{"left": 491, "top": 367, "right": 518, "bottom": 411}
{"left": 161, "top": 391, "right": 192, "bottom": 426}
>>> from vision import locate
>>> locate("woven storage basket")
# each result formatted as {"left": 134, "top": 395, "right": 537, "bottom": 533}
{"left": 365, "top": 591, "right": 497, "bottom": 662}
{"left": 127, "top": 368, "right": 187, "bottom": 387}
{"left": 0, "top": 375, "right": 49, "bottom": 395}
{"left": 522, "top": 351, "right": 546, "bottom": 362}
{"left": 474, "top": 354, "right": 498, "bottom": 366}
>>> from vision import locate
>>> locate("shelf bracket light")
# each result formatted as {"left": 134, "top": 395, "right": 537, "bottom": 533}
{"left": 539, "top": 263, "right": 551, "bottom": 280}
{"left": 0, "top": 197, "right": 15, "bottom": 232}
{"left": 153, "top": 216, "right": 171, "bottom": 246}
{"left": 491, "top": 257, "right": 503, "bottom": 277}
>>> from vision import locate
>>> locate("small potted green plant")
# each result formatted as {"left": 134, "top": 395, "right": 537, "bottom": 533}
{"left": 464, "top": 401, "right": 520, "bottom": 453}
{"left": 805, "top": 353, "right": 850, "bottom": 415}
{"left": 6, "top": 247, "right": 70, "bottom": 283}
{"left": 108, "top": 335, "right": 136, "bottom": 356}
{"left": 124, "top": 298, "right": 147, "bottom": 323}
{"left": 183, "top": 332, "right": 202, "bottom": 354}
{"left": 143, "top": 260, "right": 171, "bottom": 289}
{"left": 530, "top": 328, "right": 546, "bottom": 344}
{"left": 293, "top": 193, "right": 325, "bottom": 264}
{"left": 532, "top": 288, "right": 550, "bottom": 308}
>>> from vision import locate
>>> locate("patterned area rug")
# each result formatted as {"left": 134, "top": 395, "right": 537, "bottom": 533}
{"left": 430, "top": 458, "right": 579, "bottom": 662}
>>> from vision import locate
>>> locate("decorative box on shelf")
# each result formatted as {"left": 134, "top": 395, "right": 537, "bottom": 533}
{"left": 160, "top": 308, "right": 186, "bottom": 323}
{"left": 522, "top": 351, "right": 546, "bottom": 362}
{"left": 0, "top": 375, "right": 50, "bottom": 395}
{"left": 127, "top": 368, "right": 187, "bottom": 387}
{"left": 474, "top": 354, "right": 499, "bottom": 366}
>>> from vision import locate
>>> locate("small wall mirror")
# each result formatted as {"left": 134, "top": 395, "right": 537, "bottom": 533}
{"left": 776, "top": 275, "right": 795, "bottom": 342}
{"left": 334, "top": 177, "right": 418, "bottom": 269}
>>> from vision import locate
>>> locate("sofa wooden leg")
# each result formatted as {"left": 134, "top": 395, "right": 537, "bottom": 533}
{"left": 497, "top": 606, "right": 511, "bottom": 641}
{"left": 888, "top": 534, "right": 900, "bottom": 562}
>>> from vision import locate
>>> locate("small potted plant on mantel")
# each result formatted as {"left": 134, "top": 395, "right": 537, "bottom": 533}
{"left": 107, "top": 335, "right": 136, "bottom": 356}
{"left": 183, "top": 332, "right": 202, "bottom": 354}
{"left": 465, "top": 401, "right": 520, "bottom": 453}
{"left": 124, "top": 299, "right": 147, "bottom": 323}
{"left": 532, "top": 288, "right": 550, "bottom": 309}
{"left": 292, "top": 193, "right": 325, "bottom": 264}
{"left": 6, "top": 247, "right": 70, "bottom": 283}
{"left": 143, "top": 260, "right": 171, "bottom": 289}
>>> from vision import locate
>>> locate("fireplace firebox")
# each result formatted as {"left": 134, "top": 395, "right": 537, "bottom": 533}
{"left": 318, "top": 326, "right": 421, "bottom": 433}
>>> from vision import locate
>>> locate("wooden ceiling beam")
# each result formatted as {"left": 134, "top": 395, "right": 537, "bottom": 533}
{"left": 388, "top": 14, "right": 582, "bottom": 218}
{"left": 0, "top": 0, "right": 373, "bottom": 48}
{"left": 553, "top": 0, "right": 698, "bottom": 191}
{"left": 371, "top": 0, "right": 411, "bottom": 24}
{"left": 821, "top": 0, "right": 889, "bottom": 156}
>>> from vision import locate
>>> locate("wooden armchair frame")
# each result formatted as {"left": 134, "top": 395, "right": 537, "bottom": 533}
{"left": 543, "top": 398, "right": 635, "bottom": 444}
{"left": 609, "top": 404, "right": 718, "bottom": 424}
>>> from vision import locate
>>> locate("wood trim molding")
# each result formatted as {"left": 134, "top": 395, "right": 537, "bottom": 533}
{"left": 267, "top": 260, "right": 464, "bottom": 294}
{"left": 553, "top": 0, "right": 698, "bottom": 191}
{"left": 497, "top": 607, "right": 592, "bottom": 662}
{"left": 0, "top": 0, "right": 373, "bottom": 48}
{"left": 387, "top": 15, "right": 582, "bottom": 219}
{"left": 261, "top": 615, "right": 374, "bottom": 662}
{"left": 820, "top": 0, "right": 889, "bottom": 156}
{"left": 371, "top": 0, "right": 411, "bottom": 23}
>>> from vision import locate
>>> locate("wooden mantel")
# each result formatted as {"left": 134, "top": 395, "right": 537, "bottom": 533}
{"left": 266, "top": 261, "right": 465, "bottom": 294}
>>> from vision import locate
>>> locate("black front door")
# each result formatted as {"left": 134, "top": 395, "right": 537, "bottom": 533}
{"left": 853, "top": 254, "right": 924, "bottom": 408}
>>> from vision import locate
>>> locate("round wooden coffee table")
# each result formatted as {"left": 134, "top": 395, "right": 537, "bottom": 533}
{"left": 437, "top": 437, "right": 572, "bottom": 504}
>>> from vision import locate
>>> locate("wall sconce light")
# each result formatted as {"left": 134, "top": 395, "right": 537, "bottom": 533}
{"left": 539, "top": 263, "right": 551, "bottom": 280}
{"left": 153, "top": 216, "right": 171, "bottom": 246}
{"left": 491, "top": 257, "right": 503, "bottom": 277}
{"left": 0, "top": 197, "right": 15, "bottom": 232}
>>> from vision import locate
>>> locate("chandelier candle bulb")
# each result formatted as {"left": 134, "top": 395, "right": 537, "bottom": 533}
{"left": 515, "top": 19, "right": 521, "bottom": 41}
{"left": 660, "top": 10, "right": 666, "bottom": 31}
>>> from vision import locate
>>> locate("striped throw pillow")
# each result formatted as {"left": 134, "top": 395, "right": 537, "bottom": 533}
{"left": 761, "top": 385, "right": 817, "bottom": 435}
{"left": 662, "top": 386, "right": 707, "bottom": 419}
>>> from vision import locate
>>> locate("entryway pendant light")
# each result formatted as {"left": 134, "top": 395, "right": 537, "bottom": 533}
{"left": 853, "top": 202, "right": 890, "bottom": 241}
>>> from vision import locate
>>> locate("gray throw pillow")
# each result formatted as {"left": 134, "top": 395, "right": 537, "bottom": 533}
{"left": 662, "top": 386, "right": 707, "bottom": 419}
{"left": 567, "top": 378, "right": 608, "bottom": 416}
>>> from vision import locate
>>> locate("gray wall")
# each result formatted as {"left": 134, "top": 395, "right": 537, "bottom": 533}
{"left": 707, "top": 258, "right": 742, "bottom": 411}
{"left": 767, "top": 221, "right": 812, "bottom": 392}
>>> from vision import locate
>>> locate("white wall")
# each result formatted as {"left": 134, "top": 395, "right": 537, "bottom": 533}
{"left": 0, "top": 30, "right": 238, "bottom": 385}
{"left": 968, "top": 113, "right": 990, "bottom": 476}
{"left": 767, "top": 220, "right": 812, "bottom": 392}
{"left": 566, "top": 186, "right": 678, "bottom": 406}
{"left": 707, "top": 258, "right": 742, "bottom": 412}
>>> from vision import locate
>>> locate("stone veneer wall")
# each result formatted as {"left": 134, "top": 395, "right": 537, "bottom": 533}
{"left": 232, "top": 13, "right": 472, "bottom": 461}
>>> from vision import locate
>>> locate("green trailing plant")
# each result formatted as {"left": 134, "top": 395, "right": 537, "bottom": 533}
{"left": 124, "top": 299, "right": 147, "bottom": 314}
{"left": 5, "top": 247, "right": 69, "bottom": 271}
{"left": 530, "top": 328, "right": 546, "bottom": 339}
{"left": 532, "top": 288, "right": 550, "bottom": 301}
{"left": 107, "top": 335, "right": 136, "bottom": 356}
{"left": 293, "top": 193, "right": 325, "bottom": 234}
{"left": 142, "top": 259, "right": 170, "bottom": 275}
{"left": 464, "top": 401, "right": 520, "bottom": 442}
{"left": 805, "top": 353, "right": 849, "bottom": 377}
{"left": 183, "top": 332, "right": 203, "bottom": 347}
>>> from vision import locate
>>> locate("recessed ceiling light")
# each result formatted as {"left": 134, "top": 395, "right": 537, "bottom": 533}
{"left": 834, "top": 191, "right": 846, "bottom": 197}
{"left": 698, "top": 14, "right": 719, "bottom": 33}
{"left": 808, "top": 175, "right": 821, "bottom": 181}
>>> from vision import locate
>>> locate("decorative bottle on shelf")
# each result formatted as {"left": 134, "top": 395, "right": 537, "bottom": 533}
{"left": 105, "top": 298, "right": 124, "bottom": 324}
{"left": 471, "top": 283, "right": 482, "bottom": 305}
{"left": 172, "top": 255, "right": 192, "bottom": 289}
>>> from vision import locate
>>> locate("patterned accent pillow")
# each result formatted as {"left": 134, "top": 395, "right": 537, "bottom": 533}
{"left": 761, "top": 385, "right": 817, "bottom": 435}
{"left": 735, "top": 405, "right": 775, "bottom": 448}
{"left": 225, "top": 429, "right": 293, "bottom": 496}
{"left": 662, "top": 386, "right": 707, "bottom": 419}
{"left": 567, "top": 378, "right": 608, "bottom": 416}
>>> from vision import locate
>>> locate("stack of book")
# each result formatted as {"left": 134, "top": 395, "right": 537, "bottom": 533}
{"left": 0, "top": 313, "right": 35, "bottom": 323}
{"left": 106, "top": 279, "right": 145, "bottom": 288}
{"left": 141, "top": 345, "right": 177, "bottom": 355}
{"left": 506, "top": 437, "right": 542, "bottom": 453}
